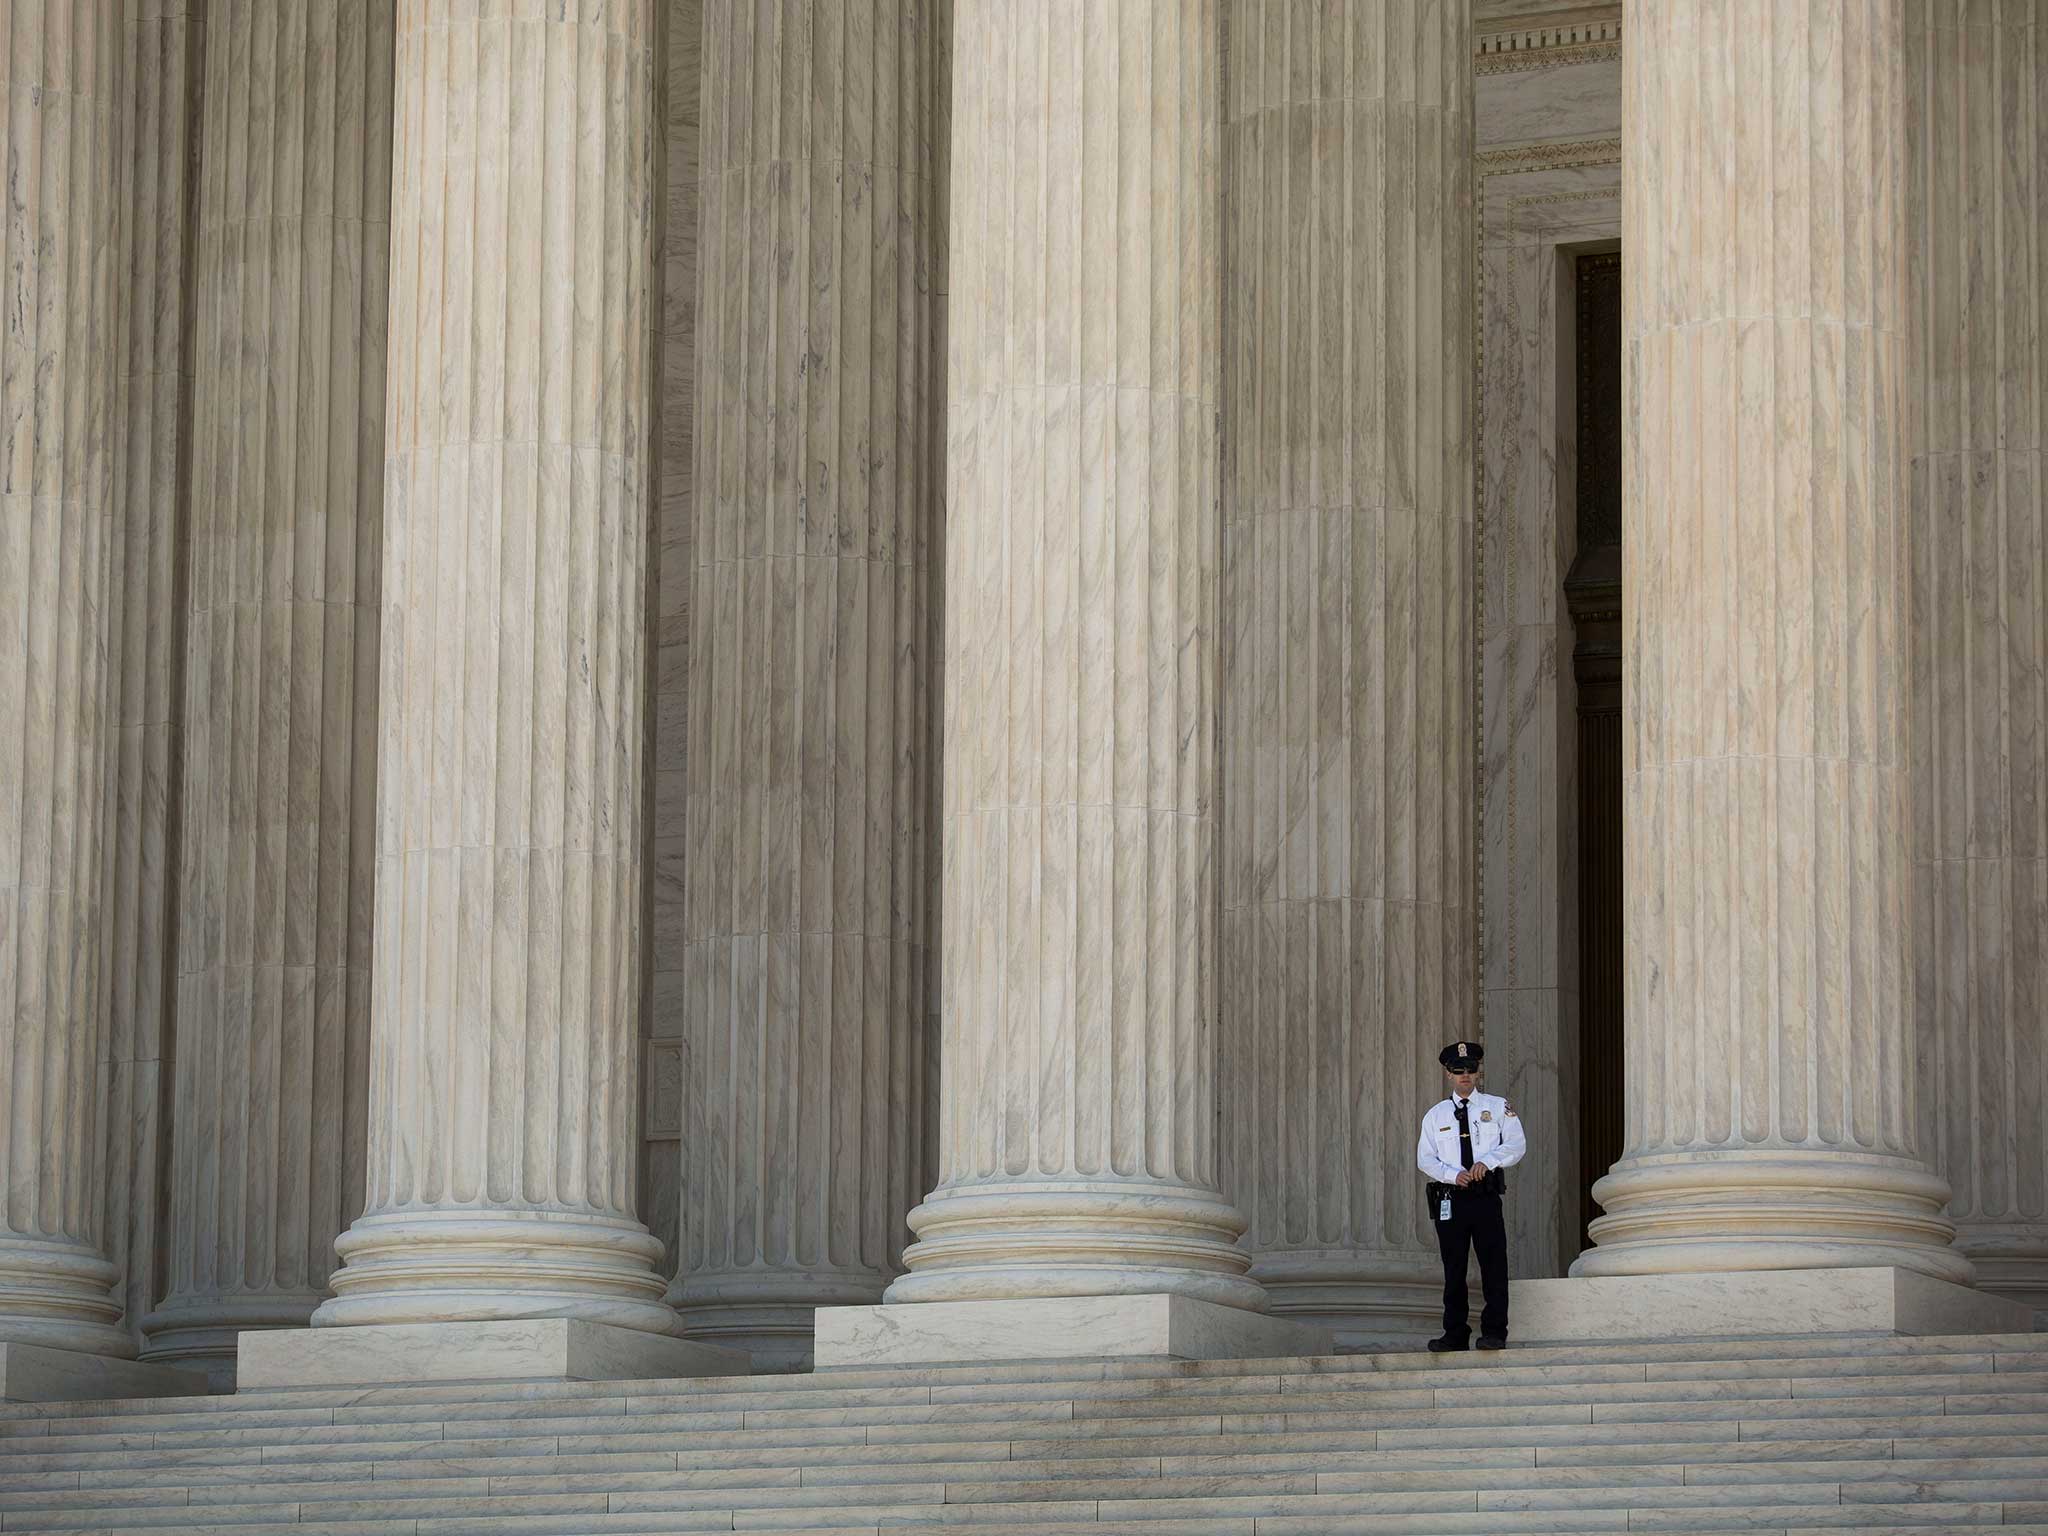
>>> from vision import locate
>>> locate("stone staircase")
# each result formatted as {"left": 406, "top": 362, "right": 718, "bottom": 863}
{"left": 0, "top": 1332, "right": 2043, "bottom": 1534}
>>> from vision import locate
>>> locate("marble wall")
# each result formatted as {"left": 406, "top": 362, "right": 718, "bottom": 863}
{"left": 1473, "top": 13, "right": 1620, "bottom": 1282}
{"left": 1907, "top": 0, "right": 2048, "bottom": 1323}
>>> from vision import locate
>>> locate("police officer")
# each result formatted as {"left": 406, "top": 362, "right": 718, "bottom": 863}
{"left": 1416, "top": 1041, "right": 1524, "bottom": 1351}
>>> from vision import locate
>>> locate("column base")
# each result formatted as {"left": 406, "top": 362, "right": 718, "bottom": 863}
{"left": 670, "top": 1269, "right": 889, "bottom": 1373}
{"left": 1249, "top": 1249, "right": 1442, "bottom": 1351}
{"left": 0, "top": 1345, "right": 206, "bottom": 1403}
{"left": 313, "top": 1209, "right": 679, "bottom": 1335}
{"left": 887, "top": 1181, "right": 1266, "bottom": 1310}
{"left": 0, "top": 1234, "right": 137, "bottom": 1358}
{"left": 1575, "top": 1149, "right": 1973, "bottom": 1284}
{"left": 236, "top": 1319, "right": 750, "bottom": 1390}
{"left": 1954, "top": 1225, "right": 2048, "bottom": 1330}
{"left": 1512, "top": 1267, "right": 2036, "bottom": 1343}
{"left": 141, "top": 1291, "right": 328, "bottom": 1391}
{"left": 814, "top": 1294, "right": 1332, "bottom": 1367}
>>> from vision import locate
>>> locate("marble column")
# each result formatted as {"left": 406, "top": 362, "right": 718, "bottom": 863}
{"left": 140, "top": 0, "right": 393, "bottom": 1380}
{"left": 887, "top": 0, "right": 1261, "bottom": 1310}
{"left": 102, "top": 0, "right": 205, "bottom": 1355}
{"left": 1576, "top": 0, "right": 1967, "bottom": 1282}
{"left": 671, "top": 0, "right": 938, "bottom": 1367}
{"left": 1219, "top": 0, "right": 1477, "bottom": 1346}
{"left": 0, "top": 0, "right": 134, "bottom": 1358}
{"left": 1907, "top": 0, "right": 2048, "bottom": 1322}
{"left": 313, "top": 0, "right": 676, "bottom": 1333}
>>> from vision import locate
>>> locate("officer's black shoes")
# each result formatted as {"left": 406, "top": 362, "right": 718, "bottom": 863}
{"left": 1427, "top": 1334, "right": 1470, "bottom": 1353}
{"left": 1476, "top": 1336, "right": 1508, "bottom": 1351}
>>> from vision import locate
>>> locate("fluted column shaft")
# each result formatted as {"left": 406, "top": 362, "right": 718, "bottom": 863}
{"left": 1908, "top": 0, "right": 2048, "bottom": 1320}
{"left": 102, "top": 0, "right": 205, "bottom": 1355}
{"left": 1219, "top": 0, "right": 1475, "bottom": 1346}
{"left": 142, "top": 0, "right": 393, "bottom": 1379}
{"left": 1579, "top": 0, "right": 1966, "bottom": 1281}
{"left": 0, "top": 0, "right": 131, "bottom": 1358}
{"left": 672, "top": 0, "right": 937, "bottom": 1366}
{"left": 314, "top": 0, "right": 674, "bottom": 1333}
{"left": 889, "top": 0, "right": 1260, "bottom": 1309}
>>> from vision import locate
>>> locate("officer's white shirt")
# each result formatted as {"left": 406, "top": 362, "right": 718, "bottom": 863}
{"left": 1416, "top": 1090, "right": 1527, "bottom": 1184}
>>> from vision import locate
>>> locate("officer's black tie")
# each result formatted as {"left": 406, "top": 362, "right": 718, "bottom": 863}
{"left": 1454, "top": 1099, "right": 1475, "bottom": 1170}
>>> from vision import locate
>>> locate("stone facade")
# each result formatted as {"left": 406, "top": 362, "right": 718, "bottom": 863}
{"left": 0, "top": 0, "right": 2042, "bottom": 1387}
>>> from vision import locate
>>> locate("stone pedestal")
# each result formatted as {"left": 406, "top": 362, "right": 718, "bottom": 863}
{"left": 142, "top": 0, "right": 394, "bottom": 1386}
{"left": 0, "top": 1347, "right": 204, "bottom": 1405}
{"left": 1515, "top": 1268, "right": 2034, "bottom": 1344}
{"left": 670, "top": 0, "right": 940, "bottom": 1371}
{"left": 0, "top": 0, "right": 137, "bottom": 1363}
{"left": 312, "top": 0, "right": 676, "bottom": 1336}
{"left": 1219, "top": 0, "right": 1477, "bottom": 1348}
{"left": 1576, "top": 0, "right": 1967, "bottom": 1285}
{"left": 885, "top": 0, "right": 1262, "bottom": 1320}
{"left": 239, "top": 1319, "right": 745, "bottom": 1390}
{"left": 1905, "top": 0, "right": 2048, "bottom": 1327}
{"left": 817, "top": 1296, "right": 1330, "bottom": 1369}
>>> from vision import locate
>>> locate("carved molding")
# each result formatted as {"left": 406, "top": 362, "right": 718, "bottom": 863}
{"left": 1476, "top": 7, "right": 1621, "bottom": 74}
{"left": 1477, "top": 137, "right": 1624, "bottom": 173}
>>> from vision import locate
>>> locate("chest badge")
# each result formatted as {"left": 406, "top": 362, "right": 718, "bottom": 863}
{"left": 1480, "top": 1110, "right": 1492, "bottom": 1121}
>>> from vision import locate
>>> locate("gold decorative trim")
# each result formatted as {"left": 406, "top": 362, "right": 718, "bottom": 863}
{"left": 1477, "top": 40, "right": 1620, "bottom": 76}
{"left": 1509, "top": 185, "right": 1621, "bottom": 210}
{"left": 1477, "top": 137, "right": 1625, "bottom": 173}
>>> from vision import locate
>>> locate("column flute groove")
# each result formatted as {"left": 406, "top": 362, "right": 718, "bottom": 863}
{"left": 140, "top": 0, "right": 393, "bottom": 1382}
{"left": 672, "top": 0, "right": 939, "bottom": 1369}
{"left": 1219, "top": 0, "right": 1477, "bottom": 1348}
{"left": 0, "top": 0, "right": 132, "bottom": 1358}
{"left": 888, "top": 0, "right": 1262, "bottom": 1308}
{"left": 1577, "top": 0, "right": 1967, "bottom": 1282}
{"left": 315, "top": 0, "right": 675, "bottom": 1333}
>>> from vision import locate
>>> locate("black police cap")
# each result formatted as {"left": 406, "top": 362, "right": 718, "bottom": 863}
{"left": 1439, "top": 1041, "right": 1483, "bottom": 1070}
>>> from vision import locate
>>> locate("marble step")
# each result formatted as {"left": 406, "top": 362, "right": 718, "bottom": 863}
{"left": 26, "top": 1465, "right": 2034, "bottom": 1523}
{"left": 36, "top": 1449, "right": 2048, "bottom": 1507}
{"left": 22, "top": 1512, "right": 2035, "bottom": 1536}
{"left": 11, "top": 1366, "right": 2041, "bottom": 1444}
{"left": 0, "top": 1343, "right": 2039, "bottom": 1441}
{"left": 0, "top": 1347, "right": 2040, "bottom": 1451}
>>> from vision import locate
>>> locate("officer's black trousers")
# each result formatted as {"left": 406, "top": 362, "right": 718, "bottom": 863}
{"left": 1433, "top": 1188, "right": 1509, "bottom": 1342}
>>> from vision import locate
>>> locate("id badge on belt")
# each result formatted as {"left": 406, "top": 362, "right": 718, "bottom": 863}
{"left": 1438, "top": 1196, "right": 1452, "bottom": 1222}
